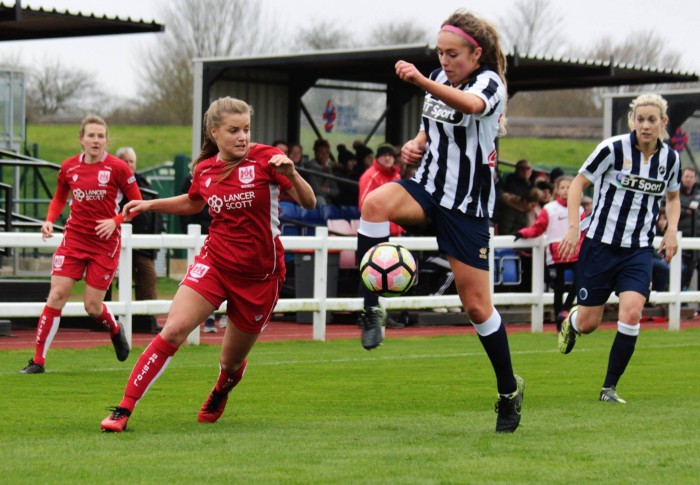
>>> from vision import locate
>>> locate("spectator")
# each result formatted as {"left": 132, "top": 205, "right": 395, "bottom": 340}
{"left": 334, "top": 144, "right": 360, "bottom": 206}
{"left": 101, "top": 96, "right": 316, "bottom": 432}
{"left": 288, "top": 143, "right": 306, "bottom": 166}
{"left": 581, "top": 195, "right": 593, "bottom": 216}
{"left": 498, "top": 188, "right": 543, "bottom": 236}
{"left": 116, "top": 146, "right": 164, "bottom": 333}
{"left": 358, "top": 143, "right": 404, "bottom": 238}
{"left": 535, "top": 180, "right": 554, "bottom": 207}
{"left": 516, "top": 175, "right": 584, "bottom": 329}
{"left": 302, "top": 138, "right": 340, "bottom": 205}
{"left": 503, "top": 159, "right": 534, "bottom": 197}
{"left": 548, "top": 167, "right": 564, "bottom": 186}
{"left": 19, "top": 115, "right": 136, "bottom": 374}
{"left": 678, "top": 167, "right": 700, "bottom": 290}
{"left": 272, "top": 140, "right": 289, "bottom": 156}
{"left": 354, "top": 144, "right": 374, "bottom": 177}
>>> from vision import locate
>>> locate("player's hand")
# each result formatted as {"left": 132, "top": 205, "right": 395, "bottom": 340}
{"left": 557, "top": 227, "right": 580, "bottom": 262}
{"left": 122, "top": 200, "right": 150, "bottom": 221}
{"left": 395, "top": 60, "right": 425, "bottom": 86}
{"left": 269, "top": 154, "right": 295, "bottom": 177}
{"left": 95, "top": 218, "right": 117, "bottom": 239}
{"left": 401, "top": 139, "right": 425, "bottom": 165}
{"left": 41, "top": 221, "right": 54, "bottom": 241}
{"left": 658, "top": 228, "right": 678, "bottom": 264}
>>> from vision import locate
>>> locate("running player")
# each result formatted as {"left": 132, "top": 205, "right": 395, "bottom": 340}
{"left": 356, "top": 10, "right": 524, "bottom": 433}
{"left": 557, "top": 93, "right": 681, "bottom": 403}
{"left": 100, "top": 97, "right": 316, "bottom": 432}
{"left": 20, "top": 115, "right": 140, "bottom": 374}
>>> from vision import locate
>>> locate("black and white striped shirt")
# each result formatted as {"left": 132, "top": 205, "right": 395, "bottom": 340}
{"left": 412, "top": 65, "right": 506, "bottom": 218}
{"left": 582, "top": 131, "right": 681, "bottom": 248}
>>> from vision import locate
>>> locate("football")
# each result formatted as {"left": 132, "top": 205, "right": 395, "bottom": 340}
{"left": 359, "top": 242, "right": 417, "bottom": 297}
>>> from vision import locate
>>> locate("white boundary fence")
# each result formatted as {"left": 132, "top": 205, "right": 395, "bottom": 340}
{"left": 0, "top": 225, "right": 697, "bottom": 346}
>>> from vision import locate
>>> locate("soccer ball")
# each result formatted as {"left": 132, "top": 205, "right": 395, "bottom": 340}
{"left": 359, "top": 242, "right": 417, "bottom": 297}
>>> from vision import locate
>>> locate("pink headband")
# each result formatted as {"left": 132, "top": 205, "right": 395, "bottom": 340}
{"left": 441, "top": 24, "right": 480, "bottom": 49}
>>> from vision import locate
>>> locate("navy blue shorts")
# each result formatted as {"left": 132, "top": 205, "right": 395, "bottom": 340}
{"left": 396, "top": 179, "right": 490, "bottom": 270}
{"left": 575, "top": 238, "right": 653, "bottom": 306}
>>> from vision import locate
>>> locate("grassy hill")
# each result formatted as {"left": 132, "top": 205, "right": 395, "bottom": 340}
{"left": 25, "top": 124, "right": 597, "bottom": 174}
{"left": 26, "top": 124, "right": 192, "bottom": 169}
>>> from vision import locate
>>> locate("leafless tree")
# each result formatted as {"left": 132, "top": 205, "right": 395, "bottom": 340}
{"left": 25, "top": 57, "right": 102, "bottom": 118}
{"left": 139, "top": 0, "right": 277, "bottom": 124}
{"left": 368, "top": 21, "right": 431, "bottom": 46}
{"left": 498, "top": 0, "right": 567, "bottom": 56}
{"left": 294, "top": 20, "right": 356, "bottom": 51}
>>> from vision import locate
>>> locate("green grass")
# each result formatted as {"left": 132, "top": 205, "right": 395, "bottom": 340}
{"left": 25, "top": 124, "right": 192, "bottom": 169}
{"left": 24, "top": 123, "right": 595, "bottom": 175}
{"left": 2, "top": 328, "right": 699, "bottom": 484}
{"left": 499, "top": 137, "right": 599, "bottom": 173}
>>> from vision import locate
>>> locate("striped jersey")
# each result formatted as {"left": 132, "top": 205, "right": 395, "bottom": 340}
{"left": 581, "top": 131, "right": 681, "bottom": 248}
{"left": 412, "top": 65, "right": 506, "bottom": 218}
{"left": 187, "top": 144, "right": 293, "bottom": 279}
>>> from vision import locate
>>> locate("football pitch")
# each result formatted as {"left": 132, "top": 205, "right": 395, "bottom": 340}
{"left": 2, "top": 328, "right": 699, "bottom": 484}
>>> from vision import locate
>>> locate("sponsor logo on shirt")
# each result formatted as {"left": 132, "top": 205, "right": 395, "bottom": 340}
{"left": 208, "top": 192, "right": 256, "bottom": 212}
{"left": 72, "top": 188, "right": 107, "bottom": 202}
{"left": 615, "top": 173, "right": 666, "bottom": 195}
{"left": 422, "top": 97, "right": 464, "bottom": 124}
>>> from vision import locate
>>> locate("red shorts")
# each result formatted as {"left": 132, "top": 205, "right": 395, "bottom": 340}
{"left": 52, "top": 245, "right": 118, "bottom": 291}
{"left": 180, "top": 255, "right": 283, "bottom": 334}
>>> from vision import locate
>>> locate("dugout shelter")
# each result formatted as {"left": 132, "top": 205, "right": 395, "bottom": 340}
{"left": 191, "top": 45, "right": 698, "bottom": 156}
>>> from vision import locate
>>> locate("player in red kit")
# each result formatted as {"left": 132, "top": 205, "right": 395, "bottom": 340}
{"left": 20, "top": 115, "right": 142, "bottom": 374}
{"left": 101, "top": 97, "right": 316, "bottom": 432}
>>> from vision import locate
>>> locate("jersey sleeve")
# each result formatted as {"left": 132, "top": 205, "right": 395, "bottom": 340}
{"left": 188, "top": 169, "right": 204, "bottom": 201}
{"left": 579, "top": 140, "right": 613, "bottom": 182}
{"left": 666, "top": 149, "right": 682, "bottom": 193}
{"left": 46, "top": 169, "right": 70, "bottom": 222}
{"left": 468, "top": 71, "right": 506, "bottom": 118}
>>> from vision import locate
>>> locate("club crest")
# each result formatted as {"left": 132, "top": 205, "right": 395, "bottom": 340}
{"left": 53, "top": 255, "right": 65, "bottom": 269}
{"left": 98, "top": 170, "right": 111, "bottom": 184}
{"left": 189, "top": 263, "right": 210, "bottom": 279}
{"left": 239, "top": 166, "right": 255, "bottom": 184}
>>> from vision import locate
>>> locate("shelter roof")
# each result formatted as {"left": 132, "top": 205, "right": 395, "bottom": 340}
{"left": 197, "top": 45, "right": 698, "bottom": 95}
{"left": 0, "top": 1, "right": 163, "bottom": 41}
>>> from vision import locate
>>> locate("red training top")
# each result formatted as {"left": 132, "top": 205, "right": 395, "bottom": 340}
{"left": 188, "top": 144, "right": 293, "bottom": 279}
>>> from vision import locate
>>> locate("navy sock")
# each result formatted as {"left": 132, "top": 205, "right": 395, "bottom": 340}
{"left": 477, "top": 324, "right": 517, "bottom": 395}
{"left": 603, "top": 332, "right": 637, "bottom": 388}
{"left": 357, "top": 232, "right": 389, "bottom": 309}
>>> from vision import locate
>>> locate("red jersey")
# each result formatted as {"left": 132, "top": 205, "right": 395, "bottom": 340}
{"left": 188, "top": 144, "right": 293, "bottom": 279}
{"left": 50, "top": 152, "right": 141, "bottom": 257}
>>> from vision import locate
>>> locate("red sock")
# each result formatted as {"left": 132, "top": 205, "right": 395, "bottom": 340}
{"left": 33, "top": 306, "right": 62, "bottom": 366}
{"left": 97, "top": 303, "right": 120, "bottom": 335}
{"left": 118, "top": 334, "right": 179, "bottom": 412}
{"left": 215, "top": 359, "right": 248, "bottom": 393}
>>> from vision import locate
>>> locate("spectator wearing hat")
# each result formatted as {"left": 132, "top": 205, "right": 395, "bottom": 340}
{"left": 358, "top": 143, "right": 404, "bottom": 237}
{"left": 354, "top": 144, "right": 375, "bottom": 177}
{"left": 334, "top": 144, "right": 360, "bottom": 206}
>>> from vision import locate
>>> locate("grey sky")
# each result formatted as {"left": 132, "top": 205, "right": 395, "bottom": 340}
{"left": 5, "top": 0, "right": 699, "bottom": 99}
